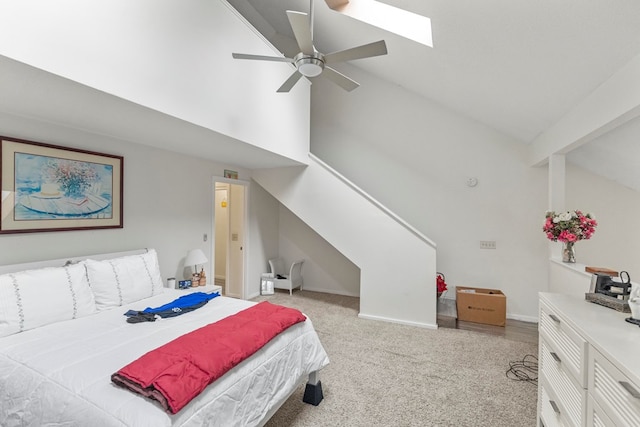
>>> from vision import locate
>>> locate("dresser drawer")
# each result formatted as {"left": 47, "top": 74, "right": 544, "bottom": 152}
{"left": 540, "top": 300, "right": 588, "bottom": 387}
{"left": 540, "top": 338, "right": 586, "bottom": 427}
{"left": 586, "top": 394, "right": 616, "bottom": 427}
{"left": 540, "top": 378, "right": 572, "bottom": 427}
{"left": 589, "top": 348, "right": 640, "bottom": 426}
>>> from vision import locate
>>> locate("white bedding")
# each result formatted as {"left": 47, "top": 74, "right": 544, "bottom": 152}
{"left": 0, "top": 289, "right": 329, "bottom": 427}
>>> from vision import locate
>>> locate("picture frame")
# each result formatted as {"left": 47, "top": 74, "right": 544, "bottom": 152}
{"left": 1, "top": 136, "right": 123, "bottom": 234}
{"left": 224, "top": 169, "right": 238, "bottom": 179}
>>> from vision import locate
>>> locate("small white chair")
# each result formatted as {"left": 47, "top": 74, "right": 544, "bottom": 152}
{"left": 268, "top": 258, "right": 304, "bottom": 295}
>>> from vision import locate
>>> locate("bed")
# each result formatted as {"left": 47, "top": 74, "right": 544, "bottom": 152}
{"left": 0, "top": 249, "right": 329, "bottom": 427}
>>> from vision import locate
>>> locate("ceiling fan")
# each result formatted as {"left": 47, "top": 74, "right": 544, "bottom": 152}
{"left": 232, "top": 6, "right": 387, "bottom": 93}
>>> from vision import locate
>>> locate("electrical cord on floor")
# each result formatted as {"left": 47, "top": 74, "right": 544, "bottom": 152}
{"left": 506, "top": 354, "right": 538, "bottom": 385}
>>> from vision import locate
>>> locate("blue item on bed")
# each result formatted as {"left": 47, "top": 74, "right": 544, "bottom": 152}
{"left": 124, "top": 292, "right": 220, "bottom": 320}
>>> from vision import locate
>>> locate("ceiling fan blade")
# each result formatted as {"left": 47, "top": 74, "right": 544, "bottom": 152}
{"left": 324, "top": 40, "right": 388, "bottom": 64}
{"left": 322, "top": 67, "right": 360, "bottom": 92}
{"left": 232, "top": 53, "right": 294, "bottom": 63}
{"left": 277, "top": 71, "right": 304, "bottom": 93}
{"left": 286, "top": 11, "right": 314, "bottom": 55}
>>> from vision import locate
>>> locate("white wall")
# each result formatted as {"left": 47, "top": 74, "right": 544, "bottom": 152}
{"left": 253, "top": 158, "right": 438, "bottom": 328}
{"left": 0, "top": 112, "right": 251, "bottom": 283}
{"left": 310, "top": 65, "right": 549, "bottom": 321}
{"left": 548, "top": 259, "right": 593, "bottom": 298}
{"left": 529, "top": 51, "right": 640, "bottom": 166}
{"left": 0, "top": 0, "right": 310, "bottom": 164}
{"left": 565, "top": 162, "right": 640, "bottom": 278}
{"left": 278, "top": 206, "right": 360, "bottom": 297}
{"left": 246, "top": 181, "right": 360, "bottom": 298}
{"left": 245, "top": 180, "right": 280, "bottom": 299}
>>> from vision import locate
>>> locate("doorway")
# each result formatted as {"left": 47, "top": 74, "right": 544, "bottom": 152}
{"left": 213, "top": 180, "right": 246, "bottom": 298}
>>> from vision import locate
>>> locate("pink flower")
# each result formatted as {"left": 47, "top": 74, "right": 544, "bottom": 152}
{"left": 544, "top": 210, "right": 597, "bottom": 242}
{"left": 558, "top": 230, "right": 575, "bottom": 242}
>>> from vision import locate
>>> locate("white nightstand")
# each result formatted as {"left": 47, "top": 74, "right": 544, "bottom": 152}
{"left": 179, "top": 284, "right": 222, "bottom": 294}
{"left": 200, "top": 285, "right": 222, "bottom": 294}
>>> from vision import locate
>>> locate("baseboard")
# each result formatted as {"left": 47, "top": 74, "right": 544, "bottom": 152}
{"left": 302, "top": 286, "right": 360, "bottom": 297}
{"left": 246, "top": 291, "right": 260, "bottom": 300}
{"left": 358, "top": 312, "right": 438, "bottom": 329}
{"left": 507, "top": 313, "right": 539, "bottom": 323}
{"left": 443, "top": 296, "right": 538, "bottom": 324}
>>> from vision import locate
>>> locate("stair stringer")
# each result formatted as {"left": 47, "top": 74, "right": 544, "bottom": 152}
{"left": 253, "top": 155, "right": 438, "bottom": 328}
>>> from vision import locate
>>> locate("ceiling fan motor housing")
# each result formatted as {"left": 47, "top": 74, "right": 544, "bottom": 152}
{"left": 294, "top": 52, "right": 325, "bottom": 77}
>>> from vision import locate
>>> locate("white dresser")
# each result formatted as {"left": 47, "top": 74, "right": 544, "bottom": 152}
{"left": 538, "top": 292, "right": 640, "bottom": 427}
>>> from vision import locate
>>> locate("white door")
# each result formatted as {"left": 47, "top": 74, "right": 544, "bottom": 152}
{"left": 227, "top": 184, "right": 245, "bottom": 298}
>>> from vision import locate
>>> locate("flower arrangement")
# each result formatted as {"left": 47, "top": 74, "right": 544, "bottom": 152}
{"left": 543, "top": 210, "right": 597, "bottom": 243}
{"left": 436, "top": 272, "right": 447, "bottom": 297}
{"left": 45, "top": 159, "right": 99, "bottom": 199}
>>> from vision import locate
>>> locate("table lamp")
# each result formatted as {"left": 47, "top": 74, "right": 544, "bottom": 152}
{"left": 185, "top": 249, "right": 208, "bottom": 286}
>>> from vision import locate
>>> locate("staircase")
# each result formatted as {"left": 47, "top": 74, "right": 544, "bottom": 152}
{"left": 253, "top": 154, "right": 438, "bottom": 328}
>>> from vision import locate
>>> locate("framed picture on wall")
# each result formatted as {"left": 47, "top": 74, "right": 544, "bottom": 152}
{"left": 0, "top": 136, "right": 124, "bottom": 234}
{"left": 224, "top": 169, "right": 238, "bottom": 179}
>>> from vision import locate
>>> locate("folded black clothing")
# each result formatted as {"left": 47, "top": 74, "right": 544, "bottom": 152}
{"left": 126, "top": 312, "right": 157, "bottom": 323}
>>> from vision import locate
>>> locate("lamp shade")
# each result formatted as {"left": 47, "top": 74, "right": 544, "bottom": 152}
{"left": 185, "top": 249, "right": 208, "bottom": 268}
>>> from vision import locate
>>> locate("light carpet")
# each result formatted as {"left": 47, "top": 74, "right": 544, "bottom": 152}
{"left": 253, "top": 290, "right": 539, "bottom": 427}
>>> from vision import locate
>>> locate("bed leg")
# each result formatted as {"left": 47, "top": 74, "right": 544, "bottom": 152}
{"left": 303, "top": 371, "right": 324, "bottom": 406}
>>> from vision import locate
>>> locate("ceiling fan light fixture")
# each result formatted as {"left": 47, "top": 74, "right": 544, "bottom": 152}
{"left": 232, "top": 9, "right": 387, "bottom": 92}
{"left": 296, "top": 56, "right": 324, "bottom": 77}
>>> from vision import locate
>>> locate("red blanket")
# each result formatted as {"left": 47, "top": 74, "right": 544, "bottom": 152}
{"left": 111, "top": 301, "right": 306, "bottom": 413}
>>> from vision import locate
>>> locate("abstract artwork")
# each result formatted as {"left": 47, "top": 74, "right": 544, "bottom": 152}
{"left": 1, "top": 136, "right": 123, "bottom": 233}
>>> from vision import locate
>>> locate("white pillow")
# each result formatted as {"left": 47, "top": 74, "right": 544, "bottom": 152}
{"left": 85, "top": 249, "right": 164, "bottom": 310}
{"left": 0, "top": 262, "right": 96, "bottom": 338}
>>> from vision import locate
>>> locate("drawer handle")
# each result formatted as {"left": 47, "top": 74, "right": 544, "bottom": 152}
{"left": 550, "top": 352, "right": 561, "bottom": 363}
{"left": 549, "top": 400, "right": 561, "bottom": 414}
{"left": 619, "top": 381, "right": 640, "bottom": 399}
{"left": 548, "top": 314, "right": 561, "bottom": 323}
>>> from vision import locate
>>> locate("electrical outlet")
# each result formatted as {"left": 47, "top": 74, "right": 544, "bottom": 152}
{"left": 480, "top": 240, "right": 496, "bottom": 249}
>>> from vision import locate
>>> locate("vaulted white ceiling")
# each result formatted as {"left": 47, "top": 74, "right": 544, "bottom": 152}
{"left": 229, "top": 0, "right": 640, "bottom": 143}
{"left": 227, "top": 0, "right": 640, "bottom": 190}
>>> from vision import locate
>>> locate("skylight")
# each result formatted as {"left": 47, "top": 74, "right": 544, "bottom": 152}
{"left": 326, "top": 0, "right": 433, "bottom": 47}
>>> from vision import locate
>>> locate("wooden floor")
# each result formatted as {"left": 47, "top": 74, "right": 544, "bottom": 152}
{"left": 437, "top": 298, "right": 538, "bottom": 344}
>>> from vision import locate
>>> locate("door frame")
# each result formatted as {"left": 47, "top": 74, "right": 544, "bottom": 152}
{"left": 212, "top": 176, "right": 249, "bottom": 299}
